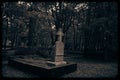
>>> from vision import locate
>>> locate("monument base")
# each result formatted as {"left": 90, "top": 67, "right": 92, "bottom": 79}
{"left": 47, "top": 61, "right": 66, "bottom": 66}
{"left": 8, "top": 58, "right": 77, "bottom": 77}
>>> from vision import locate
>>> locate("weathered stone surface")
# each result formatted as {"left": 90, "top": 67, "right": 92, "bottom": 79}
{"left": 49, "top": 28, "right": 66, "bottom": 66}
{"left": 47, "top": 61, "right": 66, "bottom": 66}
{"left": 57, "top": 28, "right": 64, "bottom": 42}
{"left": 50, "top": 54, "right": 66, "bottom": 66}
{"left": 51, "top": 55, "right": 64, "bottom": 62}
{"left": 55, "top": 41, "right": 64, "bottom": 55}
{"left": 8, "top": 58, "right": 77, "bottom": 77}
{"left": 54, "top": 55, "right": 64, "bottom": 62}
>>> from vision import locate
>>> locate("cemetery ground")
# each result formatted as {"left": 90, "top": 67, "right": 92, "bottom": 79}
{"left": 2, "top": 48, "right": 118, "bottom": 78}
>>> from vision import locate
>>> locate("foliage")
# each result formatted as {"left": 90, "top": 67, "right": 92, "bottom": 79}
{"left": 2, "top": 1, "right": 118, "bottom": 60}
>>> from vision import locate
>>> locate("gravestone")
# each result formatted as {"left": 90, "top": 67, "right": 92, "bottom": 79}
{"left": 8, "top": 28, "right": 77, "bottom": 77}
{"left": 47, "top": 28, "right": 66, "bottom": 66}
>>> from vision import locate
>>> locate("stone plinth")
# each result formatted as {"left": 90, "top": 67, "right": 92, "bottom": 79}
{"left": 47, "top": 61, "right": 66, "bottom": 66}
{"left": 8, "top": 58, "right": 77, "bottom": 77}
{"left": 48, "top": 41, "right": 66, "bottom": 66}
{"left": 55, "top": 41, "right": 64, "bottom": 56}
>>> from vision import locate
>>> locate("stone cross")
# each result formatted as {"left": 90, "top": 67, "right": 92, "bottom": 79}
{"left": 47, "top": 28, "right": 66, "bottom": 66}
{"left": 57, "top": 28, "right": 64, "bottom": 42}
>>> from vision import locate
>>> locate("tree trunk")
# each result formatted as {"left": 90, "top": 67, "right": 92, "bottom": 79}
{"left": 28, "top": 18, "right": 35, "bottom": 48}
{"left": 3, "top": 18, "right": 9, "bottom": 55}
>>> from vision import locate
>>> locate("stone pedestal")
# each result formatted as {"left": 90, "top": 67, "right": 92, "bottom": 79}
{"left": 8, "top": 58, "right": 77, "bottom": 77}
{"left": 47, "top": 28, "right": 66, "bottom": 66}
{"left": 47, "top": 41, "right": 66, "bottom": 66}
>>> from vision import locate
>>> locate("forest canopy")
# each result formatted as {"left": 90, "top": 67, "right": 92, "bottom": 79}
{"left": 2, "top": 1, "right": 118, "bottom": 56}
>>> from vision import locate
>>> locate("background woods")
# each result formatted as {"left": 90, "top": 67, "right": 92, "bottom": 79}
{"left": 2, "top": 2, "right": 118, "bottom": 61}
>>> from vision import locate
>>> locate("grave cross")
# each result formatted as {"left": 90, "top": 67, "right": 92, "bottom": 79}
{"left": 57, "top": 28, "right": 64, "bottom": 42}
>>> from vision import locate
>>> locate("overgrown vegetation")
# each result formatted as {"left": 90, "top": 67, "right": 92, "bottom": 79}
{"left": 2, "top": 1, "right": 118, "bottom": 61}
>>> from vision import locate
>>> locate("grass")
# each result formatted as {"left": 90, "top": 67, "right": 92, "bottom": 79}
{"left": 2, "top": 55, "right": 118, "bottom": 78}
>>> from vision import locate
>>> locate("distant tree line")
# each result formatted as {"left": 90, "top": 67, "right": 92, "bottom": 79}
{"left": 2, "top": 1, "right": 118, "bottom": 60}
